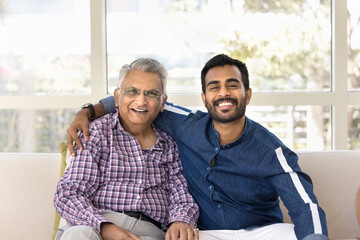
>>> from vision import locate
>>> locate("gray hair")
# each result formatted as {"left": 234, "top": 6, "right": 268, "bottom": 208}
{"left": 117, "top": 58, "right": 168, "bottom": 97}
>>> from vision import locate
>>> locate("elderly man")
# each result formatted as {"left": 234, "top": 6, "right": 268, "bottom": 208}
{"left": 54, "top": 58, "right": 199, "bottom": 240}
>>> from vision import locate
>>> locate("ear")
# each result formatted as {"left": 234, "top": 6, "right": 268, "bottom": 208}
{"left": 160, "top": 95, "right": 168, "bottom": 112}
{"left": 201, "top": 92, "right": 206, "bottom": 107}
{"left": 246, "top": 88, "right": 252, "bottom": 105}
{"left": 114, "top": 88, "right": 119, "bottom": 107}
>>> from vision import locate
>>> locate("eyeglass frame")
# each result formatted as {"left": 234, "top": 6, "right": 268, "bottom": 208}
{"left": 118, "top": 87, "right": 163, "bottom": 100}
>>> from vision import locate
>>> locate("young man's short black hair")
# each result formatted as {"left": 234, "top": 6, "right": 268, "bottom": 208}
{"left": 201, "top": 54, "right": 249, "bottom": 93}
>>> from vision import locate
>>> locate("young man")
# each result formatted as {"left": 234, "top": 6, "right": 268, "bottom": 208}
{"left": 67, "top": 54, "right": 329, "bottom": 240}
{"left": 54, "top": 58, "right": 199, "bottom": 240}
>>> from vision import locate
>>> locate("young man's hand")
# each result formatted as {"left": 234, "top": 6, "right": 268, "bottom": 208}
{"left": 67, "top": 108, "right": 90, "bottom": 156}
{"left": 165, "top": 221, "right": 199, "bottom": 240}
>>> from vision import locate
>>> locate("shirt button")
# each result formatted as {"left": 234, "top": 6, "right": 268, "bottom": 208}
{"left": 137, "top": 156, "right": 141, "bottom": 161}
{"left": 139, "top": 180, "right": 142, "bottom": 184}
{"left": 215, "top": 147, "right": 219, "bottom": 151}
{"left": 209, "top": 185, "right": 213, "bottom": 190}
{"left": 218, "top": 204, "right": 221, "bottom": 209}
{"left": 207, "top": 167, "right": 210, "bottom": 171}
{"left": 137, "top": 195, "right": 140, "bottom": 199}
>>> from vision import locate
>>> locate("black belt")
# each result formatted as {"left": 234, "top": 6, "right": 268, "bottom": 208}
{"left": 121, "top": 211, "right": 162, "bottom": 229}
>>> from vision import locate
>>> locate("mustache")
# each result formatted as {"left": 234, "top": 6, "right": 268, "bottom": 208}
{"left": 213, "top": 97, "right": 238, "bottom": 106}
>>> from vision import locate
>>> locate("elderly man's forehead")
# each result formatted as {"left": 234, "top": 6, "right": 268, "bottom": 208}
{"left": 122, "top": 70, "right": 163, "bottom": 88}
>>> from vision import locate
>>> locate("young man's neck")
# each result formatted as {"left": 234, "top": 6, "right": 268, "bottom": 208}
{"left": 213, "top": 116, "right": 246, "bottom": 145}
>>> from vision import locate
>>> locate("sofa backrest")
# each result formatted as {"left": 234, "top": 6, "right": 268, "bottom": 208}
{"left": 280, "top": 151, "right": 360, "bottom": 239}
{"left": 0, "top": 151, "right": 359, "bottom": 240}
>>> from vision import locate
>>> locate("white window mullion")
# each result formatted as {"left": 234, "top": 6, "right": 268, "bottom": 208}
{"left": 332, "top": 0, "right": 348, "bottom": 150}
{"left": 90, "top": 0, "right": 107, "bottom": 102}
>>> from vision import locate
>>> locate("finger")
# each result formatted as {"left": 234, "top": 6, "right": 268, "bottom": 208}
{"left": 166, "top": 228, "right": 180, "bottom": 240}
{"left": 186, "top": 227, "right": 193, "bottom": 240}
{"left": 165, "top": 230, "right": 171, "bottom": 240}
{"left": 179, "top": 226, "right": 187, "bottom": 240}
{"left": 171, "top": 230, "right": 179, "bottom": 240}
{"left": 127, "top": 231, "right": 142, "bottom": 240}
{"left": 82, "top": 123, "right": 90, "bottom": 142}
{"left": 72, "top": 131, "right": 83, "bottom": 151}
{"left": 193, "top": 228, "right": 199, "bottom": 240}
{"left": 66, "top": 130, "right": 76, "bottom": 156}
{"left": 67, "top": 126, "right": 83, "bottom": 150}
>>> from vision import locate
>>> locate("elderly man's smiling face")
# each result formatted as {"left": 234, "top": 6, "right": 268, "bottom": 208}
{"left": 114, "top": 69, "right": 166, "bottom": 131}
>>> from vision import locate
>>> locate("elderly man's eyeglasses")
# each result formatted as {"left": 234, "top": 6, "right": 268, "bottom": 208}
{"left": 119, "top": 88, "right": 161, "bottom": 100}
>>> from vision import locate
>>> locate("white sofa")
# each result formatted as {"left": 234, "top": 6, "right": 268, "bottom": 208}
{"left": 0, "top": 151, "right": 360, "bottom": 240}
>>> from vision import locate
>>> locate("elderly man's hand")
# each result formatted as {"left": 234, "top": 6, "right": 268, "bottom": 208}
{"left": 66, "top": 108, "right": 90, "bottom": 156}
{"left": 100, "top": 223, "right": 142, "bottom": 240}
{"left": 165, "top": 221, "right": 199, "bottom": 240}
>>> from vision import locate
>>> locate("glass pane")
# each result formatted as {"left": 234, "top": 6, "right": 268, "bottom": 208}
{"left": 106, "top": 0, "right": 331, "bottom": 94}
{"left": 0, "top": 0, "right": 91, "bottom": 95}
{"left": 246, "top": 105, "right": 331, "bottom": 150}
{"left": 347, "top": 0, "right": 360, "bottom": 91}
{"left": 348, "top": 106, "right": 360, "bottom": 149}
{"left": 0, "top": 109, "right": 77, "bottom": 153}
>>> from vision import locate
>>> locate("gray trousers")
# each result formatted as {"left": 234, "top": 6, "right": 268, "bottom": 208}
{"left": 55, "top": 210, "right": 165, "bottom": 240}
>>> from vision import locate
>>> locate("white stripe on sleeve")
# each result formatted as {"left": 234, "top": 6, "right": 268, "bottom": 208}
{"left": 275, "top": 147, "right": 322, "bottom": 234}
{"left": 164, "top": 104, "right": 193, "bottom": 116}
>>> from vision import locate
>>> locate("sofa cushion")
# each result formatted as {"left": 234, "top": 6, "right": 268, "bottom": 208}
{"left": 280, "top": 151, "right": 360, "bottom": 239}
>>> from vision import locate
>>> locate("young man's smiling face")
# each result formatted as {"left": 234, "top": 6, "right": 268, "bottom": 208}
{"left": 201, "top": 65, "right": 252, "bottom": 124}
{"left": 114, "top": 69, "right": 166, "bottom": 131}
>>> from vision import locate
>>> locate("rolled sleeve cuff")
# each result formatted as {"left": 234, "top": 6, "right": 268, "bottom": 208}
{"left": 99, "top": 96, "right": 116, "bottom": 115}
{"left": 168, "top": 215, "right": 197, "bottom": 228}
{"left": 302, "top": 234, "right": 329, "bottom": 240}
{"left": 89, "top": 214, "right": 109, "bottom": 233}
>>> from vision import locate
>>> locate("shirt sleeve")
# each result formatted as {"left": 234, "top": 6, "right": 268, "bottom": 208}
{"left": 268, "top": 146, "right": 328, "bottom": 239}
{"left": 154, "top": 102, "right": 192, "bottom": 139}
{"left": 54, "top": 133, "right": 109, "bottom": 232}
{"left": 99, "top": 95, "right": 116, "bottom": 114}
{"left": 165, "top": 140, "right": 199, "bottom": 227}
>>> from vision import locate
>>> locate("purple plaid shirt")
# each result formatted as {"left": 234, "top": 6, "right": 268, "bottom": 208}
{"left": 54, "top": 111, "right": 199, "bottom": 232}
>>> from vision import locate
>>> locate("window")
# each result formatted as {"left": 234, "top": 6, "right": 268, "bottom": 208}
{"left": 0, "top": 0, "right": 91, "bottom": 95}
{"left": 0, "top": 0, "right": 359, "bottom": 152}
{"left": 0, "top": 0, "right": 91, "bottom": 152}
{"left": 106, "top": 0, "right": 333, "bottom": 150}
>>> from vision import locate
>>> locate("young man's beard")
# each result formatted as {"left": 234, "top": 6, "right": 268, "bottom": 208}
{"left": 205, "top": 96, "right": 247, "bottom": 123}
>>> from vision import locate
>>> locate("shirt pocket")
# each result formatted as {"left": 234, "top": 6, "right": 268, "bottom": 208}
{"left": 101, "top": 152, "right": 140, "bottom": 183}
{"left": 144, "top": 151, "right": 169, "bottom": 188}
